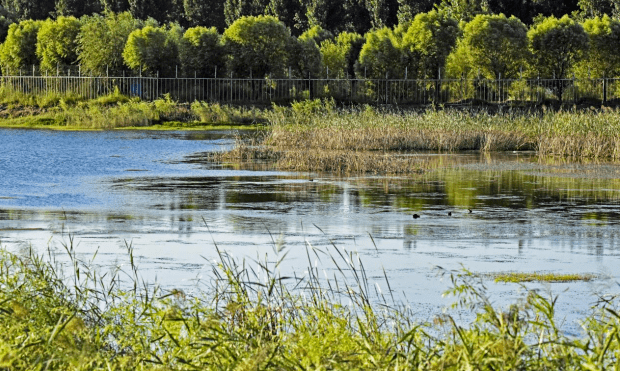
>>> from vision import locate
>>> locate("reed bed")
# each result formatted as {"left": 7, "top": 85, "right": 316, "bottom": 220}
{"left": 0, "top": 234, "right": 618, "bottom": 370}
{"left": 263, "top": 101, "right": 620, "bottom": 160}
{"left": 216, "top": 103, "right": 618, "bottom": 173}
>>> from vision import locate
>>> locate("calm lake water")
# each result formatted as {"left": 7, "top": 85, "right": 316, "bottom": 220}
{"left": 0, "top": 129, "right": 619, "bottom": 335}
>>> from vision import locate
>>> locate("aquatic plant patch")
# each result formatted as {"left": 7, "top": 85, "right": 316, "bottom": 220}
{"left": 490, "top": 272, "right": 599, "bottom": 283}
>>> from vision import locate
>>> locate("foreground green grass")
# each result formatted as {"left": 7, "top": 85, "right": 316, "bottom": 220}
{"left": 0, "top": 238, "right": 618, "bottom": 370}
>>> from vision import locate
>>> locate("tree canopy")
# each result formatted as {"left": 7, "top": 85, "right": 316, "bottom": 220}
{"left": 320, "top": 31, "right": 363, "bottom": 78}
{"left": 446, "top": 14, "right": 528, "bottom": 79}
{"left": 122, "top": 24, "right": 180, "bottom": 76}
{"left": 179, "top": 26, "right": 226, "bottom": 77}
{"left": 527, "top": 15, "right": 589, "bottom": 79}
{"left": 575, "top": 14, "right": 619, "bottom": 78}
{"left": 356, "top": 27, "right": 404, "bottom": 79}
{"left": 0, "top": 19, "right": 42, "bottom": 72}
{"left": 78, "top": 11, "right": 142, "bottom": 75}
{"left": 223, "top": 15, "right": 291, "bottom": 78}
{"left": 402, "top": 9, "right": 459, "bottom": 78}
{"left": 36, "top": 16, "right": 81, "bottom": 72}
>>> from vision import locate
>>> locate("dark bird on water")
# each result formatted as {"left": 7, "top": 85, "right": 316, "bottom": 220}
{"left": 413, "top": 214, "right": 420, "bottom": 219}
{"left": 468, "top": 209, "right": 472, "bottom": 213}
{"left": 447, "top": 212, "right": 452, "bottom": 216}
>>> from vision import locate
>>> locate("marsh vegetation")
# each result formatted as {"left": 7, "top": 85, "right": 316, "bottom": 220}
{"left": 0, "top": 237, "right": 618, "bottom": 370}
{"left": 214, "top": 99, "right": 620, "bottom": 173}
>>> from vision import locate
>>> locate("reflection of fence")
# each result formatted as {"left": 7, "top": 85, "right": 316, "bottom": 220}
{"left": 1, "top": 74, "right": 619, "bottom": 105}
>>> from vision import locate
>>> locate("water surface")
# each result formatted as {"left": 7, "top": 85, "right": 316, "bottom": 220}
{"left": 0, "top": 129, "right": 618, "bottom": 335}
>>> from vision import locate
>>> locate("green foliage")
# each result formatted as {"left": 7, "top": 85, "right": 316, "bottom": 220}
{"left": 365, "top": 0, "right": 399, "bottom": 29}
{"left": 299, "top": 24, "right": 333, "bottom": 45}
{"left": 265, "top": 0, "right": 304, "bottom": 34}
{"left": 574, "top": 15, "right": 619, "bottom": 78}
{"left": 224, "top": 0, "right": 268, "bottom": 27}
{"left": 190, "top": 101, "right": 265, "bottom": 124}
{"left": 396, "top": 0, "right": 436, "bottom": 24}
{"left": 0, "top": 7, "right": 14, "bottom": 43}
{"left": 290, "top": 97, "right": 335, "bottom": 115}
{"left": 289, "top": 36, "right": 323, "bottom": 78}
{"left": 577, "top": 0, "right": 619, "bottom": 18}
{"left": 527, "top": 15, "right": 589, "bottom": 79}
{"left": 402, "top": 9, "right": 459, "bottom": 78}
{"left": 436, "top": 0, "right": 490, "bottom": 22}
{"left": 0, "top": 19, "right": 42, "bottom": 73}
{"left": 54, "top": 0, "right": 102, "bottom": 17}
{"left": 223, "top": 15, "right": 291, "bottom": 78}
{"left": 320, "top": 31, "right": 364, "bottom": 78}
{"left": 78, "top": 11, "right": 142, "bottom": 75}
{"left": 1, "top": 0, "right": 55, "bottom": 21}
{"left": 183, "top": 0, "right": 227, "bottom": 30}
{"left": 304, "top": 0, "right": 330, "bottom": 29}
{"left": 122, "top": 24, "right": 181, "bottom": 77}
{"left": 179, "top": 26, "right": 226, "bottom": 77}
{"left": 356, "top": 26, "right": 404, "bottom": 79}
{"left": 36, "top": 16, "right": 81, "bottom": 73}
{"left": 446, "top": 14, "right": 528, "bottom": 79}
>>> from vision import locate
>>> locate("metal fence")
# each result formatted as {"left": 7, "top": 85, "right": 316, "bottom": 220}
{"left": 1, "top": 74, "right": 618, "bottom": 105}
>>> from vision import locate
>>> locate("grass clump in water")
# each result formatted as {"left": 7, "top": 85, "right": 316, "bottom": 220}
{"left": 0, "top": 234, "right": 618, "bottom": 370}
{"left": 492, "top": 272, "right": 598, "bottom": 283}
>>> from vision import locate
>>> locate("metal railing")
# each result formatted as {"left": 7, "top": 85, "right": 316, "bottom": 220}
{"left": 1, "top": 74, "right": 618, "bottom": 105}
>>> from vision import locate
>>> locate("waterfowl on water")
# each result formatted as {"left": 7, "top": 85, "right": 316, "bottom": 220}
{"left": 413, "top": 214, "right": 420, "bottom": 219}
{"left": 468, "top": 209, "right": 472, "bottom": 213}
{"left": 447, "top": 211, "right": 452, "bottom": 216}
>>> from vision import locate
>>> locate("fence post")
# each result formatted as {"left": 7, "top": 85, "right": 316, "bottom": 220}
{"left": 436, "top": 67, "right": 441, "bottom": 103}
{"left": 498, "top": 72, "right": 501, "bottom": 102}
{"left": 572, "top": 73, "right": 575, "bottom": 103}
{"left": 385, "top": 71, "right": 389, "bottom": 104}
{"left": 602, "top": 76, "right": 607, "bottom": 104}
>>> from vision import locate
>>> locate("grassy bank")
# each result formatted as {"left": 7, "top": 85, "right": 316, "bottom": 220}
{"left": 0, "top": 89, "right": 267, "bottom": 130}
{"left": 0, "top": 238, "right": 617, "bottom": 370}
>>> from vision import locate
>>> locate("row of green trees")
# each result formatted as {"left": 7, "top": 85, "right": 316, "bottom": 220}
{"left": 0, "top": 0, "right": 618, "bottom": 40}
{"left": 0, "top": 10, "right": 617, "bottom": 80}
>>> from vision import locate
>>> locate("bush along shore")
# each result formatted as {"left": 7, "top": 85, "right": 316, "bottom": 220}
{"left": 0, "top": 237, "right": 618, "bottom": 370}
